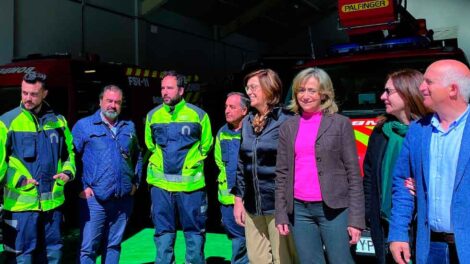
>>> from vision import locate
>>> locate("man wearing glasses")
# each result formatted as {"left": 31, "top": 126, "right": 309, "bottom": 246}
{"left": 0, "top": 71, "right": 76, "bottom": 263}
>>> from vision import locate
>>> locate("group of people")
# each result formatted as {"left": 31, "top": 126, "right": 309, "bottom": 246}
{"left": 230, "top": 67, "right": 364, "bottom": 264}
{"left": 0, "top": 73, "right": 143, "bottom": 264}
{"left": 364, "top": 59, "right": 470, "bottom": 264}
{"left": 0, "top": 58, "right": 469, "bottom": 264}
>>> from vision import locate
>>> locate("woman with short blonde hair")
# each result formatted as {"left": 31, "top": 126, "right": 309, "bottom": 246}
{"left": 288, "top": 67, "right": 338, "bottom": 114}
{"left": 276, "top": 67, "right": 364, "bottom": 264}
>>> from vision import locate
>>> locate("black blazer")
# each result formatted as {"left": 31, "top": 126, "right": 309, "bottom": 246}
{"left": 275, "top": 113, "right": 365, "bottom": 229}
{"left": 363, "top": 124, "right": 389, "bottom": 263}
{"left": 363, "top": 118, "right": 416, "bottom": 264}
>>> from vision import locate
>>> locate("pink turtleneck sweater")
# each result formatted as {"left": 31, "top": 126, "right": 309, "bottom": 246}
{"left": 294, "top": 111, "right": 323, "bottom": 201}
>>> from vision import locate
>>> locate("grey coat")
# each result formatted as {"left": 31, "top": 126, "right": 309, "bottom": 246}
{"left": 274, "top": 113, "right": 365, "bottom": 229}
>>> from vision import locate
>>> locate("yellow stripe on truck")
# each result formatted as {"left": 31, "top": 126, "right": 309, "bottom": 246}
{"left": 354, "top": 129, "right": 370, "bottom": 147}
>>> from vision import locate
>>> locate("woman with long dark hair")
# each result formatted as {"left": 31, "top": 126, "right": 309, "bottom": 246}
{"left": 363, "top": 69, "right": 431, "bottom": 263}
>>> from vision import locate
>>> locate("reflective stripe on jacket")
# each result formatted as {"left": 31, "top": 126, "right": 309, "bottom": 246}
{"left": 214, "top": 124, "right": 241, "bottom": 205}
{"left": 145, "top": 99, "right": 213, "bottom": 192}
{"left": 0, "top": 104, "right": 76, "bottom": 211}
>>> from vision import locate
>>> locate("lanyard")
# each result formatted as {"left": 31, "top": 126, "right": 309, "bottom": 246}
{"left": 102, "top": 123, "right": 130, "bottom": 160}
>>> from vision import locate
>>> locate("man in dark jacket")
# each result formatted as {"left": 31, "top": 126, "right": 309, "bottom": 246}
{"left": 72, "top": 85, "right": 142, "bottom": 264}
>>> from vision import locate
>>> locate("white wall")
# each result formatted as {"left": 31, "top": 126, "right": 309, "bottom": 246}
{"left": 407, "top": 0, "right": 470, "bottom": 61}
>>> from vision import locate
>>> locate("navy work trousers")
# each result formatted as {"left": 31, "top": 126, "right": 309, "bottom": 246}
{"left": 151, "top": 187, "right": 207, "bottom": 264}
{"left": 3, "top": 209, "right": 62, "bottom": 264}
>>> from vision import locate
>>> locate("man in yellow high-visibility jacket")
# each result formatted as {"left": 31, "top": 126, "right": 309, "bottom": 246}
{"left": 0, "top": 71, "right": 75, "bottom": 263}
{"left": 214, "top": 92, "right": 249, "bottom": 264}
{"left": 145, "top": 71, "right": 213, "bottom": 264}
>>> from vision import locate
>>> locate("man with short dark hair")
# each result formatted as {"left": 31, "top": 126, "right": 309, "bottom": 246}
{"left": 72, "top": 85, "right": 142, "bottom": 264}
{"left": 389, "top": 60, "right": 470, "bottom": 264}
{"left": 0, "top": 71, "right": 76, "bottom": 263}
{"left": 214, "top": 92, "right": 249, "bottom": 264}
{"left": 145, "top": 71, "right": 213, "bottom": 264}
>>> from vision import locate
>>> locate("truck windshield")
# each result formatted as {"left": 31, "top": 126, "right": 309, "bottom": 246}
{"left": 322, "top": 57, "right": 432, "bottom": 118}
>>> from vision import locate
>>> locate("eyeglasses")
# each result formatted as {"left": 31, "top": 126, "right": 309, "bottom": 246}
{"left": 245, "top": 84, "right": 260, "bottom": 93}
{"left": 298, "top": 87, "right": 319, "bottom": 95}
{"left": 384, "top": 88, "right": 397, "bottom": 96}
{"left": 23, "top": 71, "right": 47, "bottom": 84}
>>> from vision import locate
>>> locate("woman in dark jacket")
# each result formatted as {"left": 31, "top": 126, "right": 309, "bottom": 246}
{"left": 232, "top": 69, "right": 296, "bottom": 264}
{"left": 363, "top": 69, "right": 430, "bottom": 264}
{"left": 275, "top": 67, "right": 365, "bottom": 264}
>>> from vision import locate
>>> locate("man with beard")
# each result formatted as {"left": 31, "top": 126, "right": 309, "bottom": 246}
{"left": 72, "top": 85, "right": 142, "bottom": 263}
{"left": 0, "top": 71, "right": 76, "bottom": 263}
{"left": 214, "top": 92, "right": 249, "bottom": 264}
{"left": 145, "top": 71, "right": 213, "bottom": 264}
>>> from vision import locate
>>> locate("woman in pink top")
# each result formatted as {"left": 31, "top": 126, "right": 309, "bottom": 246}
{"left": 275, "top": 67, "right": 365, "bottom": 264}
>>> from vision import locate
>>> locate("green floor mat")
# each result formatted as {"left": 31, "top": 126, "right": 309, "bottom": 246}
{"left": 1, "top": 229, "right": 232, "bottom": 264}
{"left": 102, "top": 229, "right": 232, "bottom": 264}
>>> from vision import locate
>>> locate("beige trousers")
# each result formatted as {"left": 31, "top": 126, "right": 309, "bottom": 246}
{"left": 245, "top": 213, "right": 297, "bottom": 264}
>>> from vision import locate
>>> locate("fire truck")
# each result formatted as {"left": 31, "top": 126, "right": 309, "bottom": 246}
{"left": 292, "top": 0, "right": 468, "bottom": 176}
{"left": 286, "top": 0, "right": 469, "bottom": 258}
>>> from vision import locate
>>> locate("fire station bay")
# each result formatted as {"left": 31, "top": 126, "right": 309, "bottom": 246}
{"left": 0, "top": 0, "right": 469, "bottom": 263}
